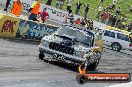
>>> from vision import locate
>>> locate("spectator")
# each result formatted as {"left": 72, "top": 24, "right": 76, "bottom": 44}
{"left": 108, "top": 3, "right": 116, "bottom": 10}
{"left": 89, "top": 19, "right": 93, "bottom": 30}
{"left": 100, "top": 10, "right": 109, "bottom": 24}
{"left": 113, "top": 0, "right": 117, "bottom": 6}
{"left": 107, "top": 13, "right": 113, "bottom": 26}
{"left": 84, "top": 4, "right": 89, "bottom": 18}
{"left": 59, "top": 0, "right": 65, "bottom": 10}
{"left": 39, "top": 8, "right": 49, "bottom": 23}
{"left": 111, "top": 15, "right": 117, "bottom": 27}
{"left": 11, "top": 0, "right": 23, "bottom": 17}
{"left": 96, "top": 5, "right": 104, "bottom": 20}
{"left": 67, "top": 0, "right": 72, "bottom": 12}
{"left": 67, "top": 12, "right": 74, "bottom": 24}
{"left": 130, "top": 6, "right": 132, "bottom": 12}
{"left": 80, "top": 18, "right": 86, "bottom": 26}
{"left": 99, "top": 0, "right": 104, "bottom": 6}
{"left": 28, "top": 0, "right": 40, "bottom": 21}
{"left": 56, "top": 0, "right": 64, "bottom": 9}
{"left": 116, "top": 7, "right": 121, "bottom": 15}
{"left": 74, "top": 18, "right": 81, "bottom": 25}
{"left": 121, "top": 18, "right": 127, "bottom": 29}
{"left": 115, "top": 17, "right": 122, "bottom": 28}
{"left": 46, "top": 0, "right": 52, "bottom": 5}
{"left": 128, "top": 22, "right": 132, "bottom": 32}
{"left": 56, "top": 0, "right": 59, "bottom": 8}
{"left": 4, "top": 0, "right": 13, "bottom": 12}
{"left": 75, "top": 1, "right": 82, "bottom": 15}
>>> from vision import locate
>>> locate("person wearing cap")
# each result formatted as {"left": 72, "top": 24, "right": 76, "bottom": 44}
{"left": 28, "top": 0, "right": 40, "bottom": 21}
{"left": 11, "top": 0, "right": 23, "bottom": 17}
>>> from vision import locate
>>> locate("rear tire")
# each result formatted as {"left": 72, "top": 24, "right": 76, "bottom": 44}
{"left": 111, "top": 43, "right": 122, "bottom": 52}
{"left": 39, "top": 52, "right": 45, "bottom": 60}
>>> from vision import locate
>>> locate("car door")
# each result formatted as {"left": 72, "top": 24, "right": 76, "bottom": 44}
{"left": 102, "top": 30, "right": 116, "bottom": 46}
{"left": 116, "top": 33, "right": 131, "bottom": 50}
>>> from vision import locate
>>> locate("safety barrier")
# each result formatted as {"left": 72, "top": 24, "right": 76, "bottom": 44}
{"left": 0, "top": 13, "right": 59, "bottom": 41}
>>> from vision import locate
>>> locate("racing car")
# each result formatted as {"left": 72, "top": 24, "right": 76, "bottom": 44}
{"left": 38, "top": 24, "right": 102, "bottom": 71}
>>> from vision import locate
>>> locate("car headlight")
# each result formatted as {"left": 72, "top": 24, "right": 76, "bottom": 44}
{"left": 42, "top": 40, "right": 49, "bottom": 47}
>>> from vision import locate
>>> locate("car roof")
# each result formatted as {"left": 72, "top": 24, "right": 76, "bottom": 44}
{"left": 104, "top": 26, "right": 131, "bottom": 36}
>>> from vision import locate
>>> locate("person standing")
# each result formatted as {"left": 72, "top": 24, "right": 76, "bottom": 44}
{"left": 39, "top": 8, "right": 49, "bottom": 23}
{"left": 116, "top": 7, "right": 121, "bottom": 15}
{"left": 4, "top": 0, "right": 11, "bottom": 12}
{"left": 28, "top": 0, "right": 40, "bottom": 21}
{"left": 130, "top": 6, "right": 132, "bottom": 12}
{"left": 67, "top": 0, "right": 72, "bottom": 12}
{"left": 75, "top": 1, "right": 82, "bottom": 15}
{"left": 84, "top": 4, "right": 89, "bottom": 18}
{"left": 59, "top": 0, "right": 65, "bottom": 10}
{"left": 100, "top": 10, "right": 109, "bottom": 24}
{"left": 11, "top": 0, "right": 23, "bottom": 17}
{"left": 46, "top": 0, "right": 52, "bottom": 6}
{"left": 96, "top": 5, "right": 103, "bottom": 20}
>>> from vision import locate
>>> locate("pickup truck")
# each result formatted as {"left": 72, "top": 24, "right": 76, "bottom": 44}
{"left": 38, "top": 25, "right": 102, "bottom": 70}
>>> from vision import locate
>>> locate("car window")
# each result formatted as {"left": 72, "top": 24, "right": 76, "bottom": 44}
{"left": 104, "top": 30, "right": 115, "bottom": 38}
{"left": 117, "top": 33, "right": 130, "bottom": 41}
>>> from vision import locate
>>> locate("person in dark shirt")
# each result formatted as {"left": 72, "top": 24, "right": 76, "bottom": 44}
{"left": 84, "top": 4, "right": 89, "bottom": 18}
{"left": 111, "top": 15, "right": 117, "bottom": 27}
{"left": 116, "top": 7, "right": 121, "bottom": 15}
{"left": 46, "top": 0, "right": 52, "bottom": 5}
{"left": 107, "top": 14, "right": 113, "bottom": 26}
{"left": 4, "top": 0, "right": 11, "bottom": 12}
{"left": 75, "top": 1, "right": 82, "bottom": 15}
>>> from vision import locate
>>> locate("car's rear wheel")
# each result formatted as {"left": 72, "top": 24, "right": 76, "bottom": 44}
{"left": 39, "top": 52, "right": 45, "bottom": 60}
{"left": 111, "top": 43, "right": 122, "bottom": 52}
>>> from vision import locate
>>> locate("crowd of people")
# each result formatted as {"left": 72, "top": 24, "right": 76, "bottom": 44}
{"left": 97, "top": 0, "right": 132, "bottom": 32}
{"left": 3, "top": 0, "right": 132, "bottom": 32}
{"left": 45, "top": 0, "right": 132, "bottom": 32}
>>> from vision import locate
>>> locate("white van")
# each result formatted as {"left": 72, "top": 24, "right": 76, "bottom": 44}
{"left": 99, "top": 26, "right": 132, "bottom": 51}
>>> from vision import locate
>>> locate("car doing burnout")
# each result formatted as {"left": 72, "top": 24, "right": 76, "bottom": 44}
{"left": 39, "top": 25, "right": 102, "bottom": 70}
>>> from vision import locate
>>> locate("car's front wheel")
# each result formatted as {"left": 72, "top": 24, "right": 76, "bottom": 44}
{"left": 111, "top": 43, "right": 122, "bottom": 52}
{"left": 39, "top": 52, "right": 45, "bottom": 60}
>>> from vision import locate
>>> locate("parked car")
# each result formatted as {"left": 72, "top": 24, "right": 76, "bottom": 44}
{"left": 99, "top": 26, "right": 132, "bottom": 51}
{"left": 38, "top": 25, "right": 102, "bottom": 70}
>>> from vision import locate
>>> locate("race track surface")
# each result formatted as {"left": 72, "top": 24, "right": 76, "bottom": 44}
{"left": 0, "top": 39, "right": 132, "bottom": 87}
{"left": 0, "top": 4, "right": 132, "bottom": 87}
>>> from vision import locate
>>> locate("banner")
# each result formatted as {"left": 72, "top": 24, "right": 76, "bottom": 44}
{"left": 16, "top": 19, "right": 58, "bottom": 41}
{"left": 0, "top": 14, "right": 20, "bottom": 38}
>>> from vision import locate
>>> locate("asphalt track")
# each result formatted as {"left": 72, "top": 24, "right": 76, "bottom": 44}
{"left": 0, "top": 4, "right": 132, "bottom": 87}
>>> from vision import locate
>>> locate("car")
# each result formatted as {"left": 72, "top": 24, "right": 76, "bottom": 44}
{"left": 99, "top": 26, "right": 132, "bottom": 51}
{"left": 38, "top": 25, "right": 102, "bottom": 70}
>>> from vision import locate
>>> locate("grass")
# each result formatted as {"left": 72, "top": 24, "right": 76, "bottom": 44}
{"left": 39, "top": 0, "right": 132, "bottom": 23}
